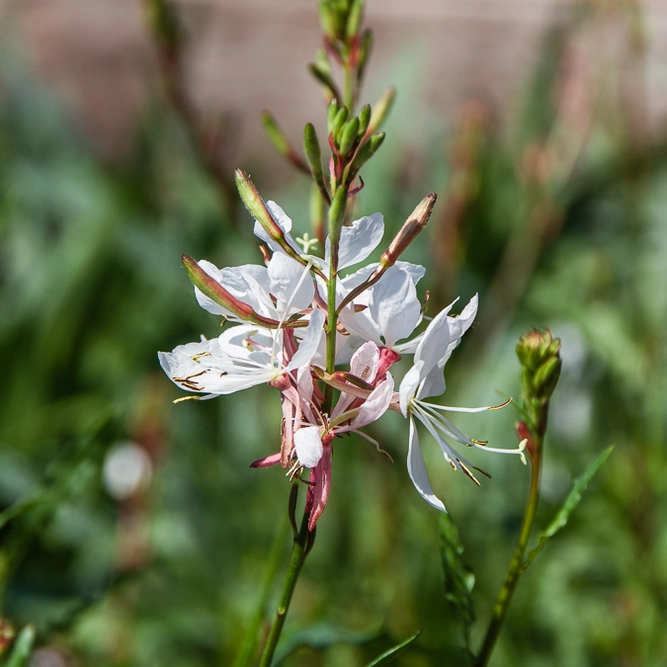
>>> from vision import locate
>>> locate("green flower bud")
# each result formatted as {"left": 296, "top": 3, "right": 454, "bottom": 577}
{"left": 338, "top": 117, "right": 360, "bottom": 157}
{"left": 318, "top": 0, "right": 337, "bottom": 40}
{"left": 516, "top": 329, "right": 562, "bottom": 403}
{"left": 357, "top": 28, "right": 373, "bottom": 82}
{"left": 357, "top": 104, "right": 371, "bottom": 138}
{"left": 330, "top": 106, "right": 349, "bottom": 143}
{"left": 345, "top": 0, "right": 364, "bottom": 39}
{"left": 349, "top": 131, "right": 385, "bottom": 176}
{"left": 368, "top": 87, "right": 396, "bottom": 134}
{"left": 328, "top": 186, "right": 348, "bottom": 247}
{"left": 303, "top": 123, "right": 323, "bottom": 180}
{"left": 261, "top": 112, "right": 290, "bottom": 157}
{"left": 308, "top": 62, "right": 340, "bottom": 101}
{"left": 327, "top": 98, "right": 340, "bottom": 132}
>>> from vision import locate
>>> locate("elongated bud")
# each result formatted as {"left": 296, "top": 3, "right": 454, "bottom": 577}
{"left": 318, "top": 0, "right": 337, "bottom": 40}
{"left": 357, "top": 28, "right": 373, "bottom": 82}
{"left": 367, "top": 87, "right": 396, "bottom": 135}
{"left": 309, "top": 62, "right": 340, "bottom": 101}
{"left": 261, "top": 113, "right": 310, "bottom": 174}
{"left": 234, "top": 169, "right": 307, "bottom": 265}
{"left": 328, "top": 186, "right": 348, "bottom": 247}
{"left": 516, "top": 329, "right": 562, "bottom": 403}
{"left": 327, "top": 98, "right": 340, "bottom": 131}
{"left": 349, "top": 131, "right": 385, "bottom": 176}
{"left": 182, "top": 255, "right": 282, "bottom": 328}
{"left": 146, "top": 0, "right": 181, "bottom": 52}
{"left": 345, "top": 0, "right": 364, "bottom": 38}
{"left": 330, "top": 106, "right": 349, "bottom": 143}
{"left": 337, "top": 193, "right": 436, "bottom": 313}
{"left": 380, "top": 193, "right": 437, "bottom": 269}
{"left": 304, "top": 123, "right": 323, "bottom": 180}
{"left": 357, "top": 104, "right": 371, "bottom": 137}
{"left": 261, "top": 112, "right": 290, "bottom": 157}
{"left": 338, "top": 117, "right": 360, "bottom": 157}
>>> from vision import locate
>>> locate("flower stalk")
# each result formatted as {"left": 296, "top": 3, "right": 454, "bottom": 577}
{"left": 475, "top": 330, "right": 562, "bottom": 667}
{"left": 258, "top": 487, "right": 315, "bottom": 667}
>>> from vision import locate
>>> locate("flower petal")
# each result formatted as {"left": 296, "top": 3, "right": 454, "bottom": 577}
{"left": 267, "top": 252, "right": 315, "bottom": 316}
{"left": 407, "top": 418, "right": 446, "bottom": 511}
{"left": 325, "top": 212, "right": 384, "bottom": 270}
{"left": 288, "top": 308, "right": 325, "bottom": 371}
{"left": 294, "top": 426, "right": 323, "bottom": 468}
{"left": 350, "top": 373, "right": 394, "bottom": 429}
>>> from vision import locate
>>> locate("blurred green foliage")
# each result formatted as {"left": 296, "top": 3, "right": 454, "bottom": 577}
{"left": 1, "top": 2, "right": 667, "bottom": 665}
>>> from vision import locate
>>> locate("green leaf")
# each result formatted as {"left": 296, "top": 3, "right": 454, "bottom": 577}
{"left": 363, "top": 629, "right": 421, "bottom": 667}
{"left": 1, "top": 625, "right": 36, "bottom": 667}
{"left": 439, "top": 513, "right": 475, "bottom": 633}
{"left": 0, "top": 492, "right": 49, "bottom": 531}
{"left": 525, "top": 445, "right": 614, "bottom": 569}
{"left": 272, "top": 622, "right": 381, "bottom": 665}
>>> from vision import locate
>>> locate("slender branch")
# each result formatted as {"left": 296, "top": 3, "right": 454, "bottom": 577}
{"left": 475, "top": 439, "right": 543, "bottom": 666}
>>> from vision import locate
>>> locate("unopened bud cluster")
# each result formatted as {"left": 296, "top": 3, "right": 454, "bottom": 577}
{"left": 516, "top": 329, "right": 562, "bottom": 404}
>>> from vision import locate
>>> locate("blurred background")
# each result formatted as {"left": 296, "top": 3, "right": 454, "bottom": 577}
{"left": 1, "top": 0, "right": 667, "bottom": 665}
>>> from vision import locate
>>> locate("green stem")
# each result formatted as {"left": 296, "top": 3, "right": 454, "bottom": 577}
{"left": 475, "top": 431, "right": 544, "bottom": 667}
{"left": 323, "top": 241, "right": 339, "bottom": 411}
{"left": 258, "top": 501, "right": 314, "bottom": 667}
{"left": 343, "top": 62, "right": 355, "bottom": 111}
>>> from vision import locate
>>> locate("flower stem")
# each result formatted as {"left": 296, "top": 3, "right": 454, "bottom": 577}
{"left": 474, "top": 424, "right": 544, "bottom": 667}
{"left": 259, "top": 494, "right": 314, "bottom": 667}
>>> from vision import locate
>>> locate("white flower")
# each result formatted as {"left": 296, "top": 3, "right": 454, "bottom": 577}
{"left": 159, "top": 309, "right": 325, "bottom": 398}
{"left": 397, "top": 295, "right": 523, "bottom": 510}
{"left": 337, "top": 262, "right": 426, "bottom": 351}
{"left": 194, "top": 253, "right": 314, "bottom": 322}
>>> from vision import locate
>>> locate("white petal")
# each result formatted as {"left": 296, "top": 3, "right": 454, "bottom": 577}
{"left": 267, "top": 252, "right": 314, "bottom": 316}
{"left": 194, "top": 261, "right": 275, "bottom": 318}
{"left": 398, "top": 360, "right": 424, "bottom": 416}
{"left": 253, "top": 200, "right": 302, "bottom": 255}
{"left": 294, "top": 426, "right": 323, "bottom": 468}
{"left": 417, "top": 294, "right": 478, "bottom": 400}
{"left": 369, "top": 266, "right": 422, "bottom": 347}
{"left": 350, "top": 373, "right": 394, "bottom": 429}
{"left": 325, "top": 212, "right": 384, "bottom": 270}
{"left": 407, "top": 419, "right": 446, "bottom": 511}
{"left": 288, "top": 309, "right": 325, "bottom": 371}
{"left": 349, "top": 341, "right": 381, "bottom": 383}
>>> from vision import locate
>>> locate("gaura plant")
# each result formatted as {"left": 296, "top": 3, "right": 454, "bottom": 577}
{"left": 151, "top": 0, "right": 612, "bottom": 664}
{"left": 159, "top": 182, "right": 525, "bottom": 527}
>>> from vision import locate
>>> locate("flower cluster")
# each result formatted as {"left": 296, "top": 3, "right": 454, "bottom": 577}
{"left": 159, "top": 194, "right": 524, "bottom": 529}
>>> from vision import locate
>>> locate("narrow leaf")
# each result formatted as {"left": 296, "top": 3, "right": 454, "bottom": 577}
{"left": 525, "top": 445, "right": 614, "bottom": 568}
{"left": 363, "top": 630, "right": 421, "bottom": 667}
{"left": 2, "top": 625, "right": 36, "bottom": 667}
{"left": 439, "top": 513, "right": 475, "bottom": 632}
{"left": 0, "top": 492, "right": 48, "bottom": 531}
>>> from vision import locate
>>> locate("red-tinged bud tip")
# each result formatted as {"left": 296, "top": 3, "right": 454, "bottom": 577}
{"left": 380, "top": 193, "right": 438, "bottom": 268}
